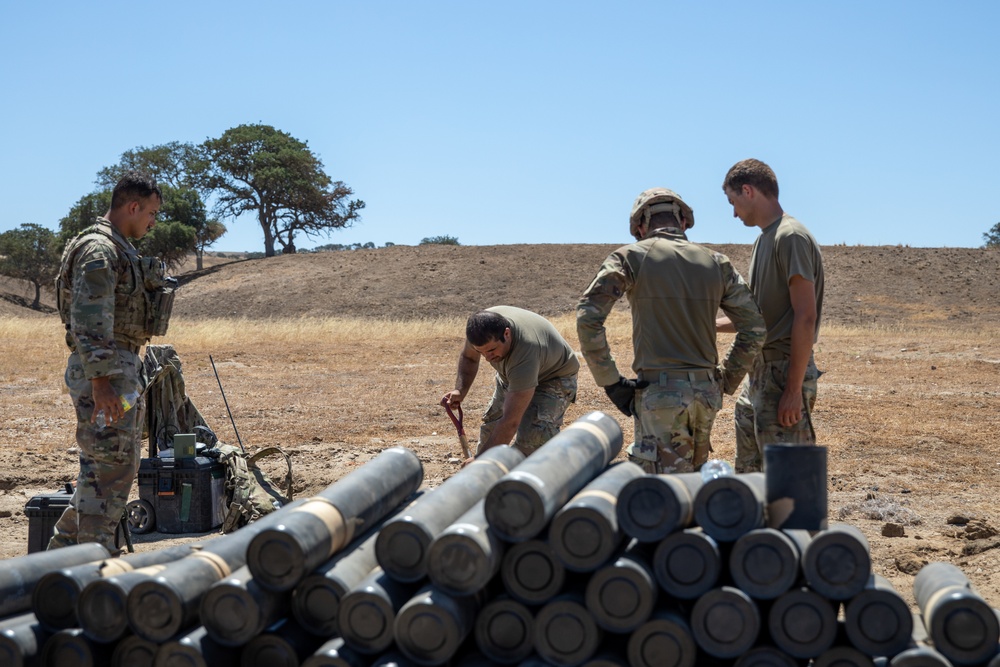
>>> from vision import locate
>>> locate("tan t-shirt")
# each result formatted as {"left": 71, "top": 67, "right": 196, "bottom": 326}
{"left": 748, "top": 214, "right": 824, "bottom": 355}
{"left": 487, "top": 306, "right": 580, "bottom": 392}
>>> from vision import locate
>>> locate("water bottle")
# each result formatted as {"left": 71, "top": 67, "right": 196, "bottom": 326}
{"left": 700, "top": 459, "right": 734, "bottom": 483}
{"left": 95, "top": 390, "right": 141, "bottom": 430}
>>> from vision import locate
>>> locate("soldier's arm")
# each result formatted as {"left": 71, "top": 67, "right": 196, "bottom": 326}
{"left": 477, "top": 387, "right": 535, "bottom": 452}
{"left": 69, "top": 245, "right": 124, "bottom": 381}
{"left": 576, "top": 252, "right": 630, "bottom": 387}
{"left": 778, "top": 276, "right": 817, "bottom": 426}
{"left": 442, "top": 341, "right": 481, "bottom": 408}
{"left": 717, "top": 260, "right": 766, "bottom": 394}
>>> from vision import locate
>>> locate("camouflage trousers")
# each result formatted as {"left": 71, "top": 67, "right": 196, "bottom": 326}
{"left": 734, "top": 355, "right": 820, "bottom": 473}
{"left": 49, "top": 349, "right": 144, "bottom": 555}
{"left": 480, "top": 375, "right": 578, "bottom": 457}
{"left": 627, "top": 373, "right": 722, "bottom": 474}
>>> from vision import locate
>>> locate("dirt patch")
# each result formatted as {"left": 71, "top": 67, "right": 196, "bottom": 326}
{"left": 2, "top": 244, "right": 1000, "bottom": 612}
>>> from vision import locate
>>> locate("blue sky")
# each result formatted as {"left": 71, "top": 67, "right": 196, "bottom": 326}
{"left": 1, "top": 1, "right": 997, "bottom": 251}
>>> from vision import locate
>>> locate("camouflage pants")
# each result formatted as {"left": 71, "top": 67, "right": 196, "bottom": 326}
{"left": 628, "top": 374, "right": 722, "bottom": 474}
{"left": 734, "top": 355, "right": 820, "bottom": 473}
{"left": 480, "top": 375, "right": 578, "bottom": 457}
{"left": 49, "top": 349, "right": 144, "bottom": 555}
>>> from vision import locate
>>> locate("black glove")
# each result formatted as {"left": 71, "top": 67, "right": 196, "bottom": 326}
{"left": 603, "top": 376, "right": 650, "bottom": 417}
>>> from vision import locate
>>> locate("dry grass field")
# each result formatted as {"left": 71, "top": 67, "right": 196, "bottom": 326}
{"left": 1, "top": 243, "right": 999, "bottom": 612}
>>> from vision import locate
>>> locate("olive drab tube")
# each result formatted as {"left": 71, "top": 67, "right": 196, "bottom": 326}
{"left": 732, "top": 645, "right": 801, "bottom": 667}
{"left": 548, "top": 462, "right": 644, "bottom": 572}
{"left": 376, "top": 445, "right": 524, "bottom": 583}
{"left": 728, "top": 528, "right": 810, "bottom": 600}
{"left": 844, "top": 574, "right": 913, "bottom": 658}
{"left": 627, "top": 607, "right": 696, "bottom": 667}
{"left": 371, "top": 650, "right": 419, "bottom": 667}
{"left": 767, "top": 587, "right": 839, "bottom": 659}
{"left": 336, "top": 567, "right": 422, "bottom": 655}
{"left": 616, "top": 472, "right": 703, "bottom": 543}
{"left": 533, "top": 591, "right": 604, "bottom": 666}
{"left": 652, "top": 527, "right": 722, "bottom": 600}
{"left": 889, "top": 614, "right": 952, "bottom": 667}
{"left": 302, "top": 636, "right": 369, "bottom": 667}
{"left": 802, "top": 523, "right": 872, "bottom": 601}
{"left": 111, "top": 634, "right": 158, "bottom": 667}
{"left": 32, "top": 543, "right": 198, "bottom": 631}
{"left": 126, "top": 498, "right": 309, "bottom": 643}
{"left": 40, "top": 628, "right": 114, "bottom": 666}
{"left": 154, "top": 624, "right": 241, "bottom": 667}
{"left": 291, "top": 491, "right": 423, "bottom": 637}
{"left": 913, "top": 561, "right": 1000, "bottom": 666}
{"left": 0, "top": 615, "right": 50, "bottom": 667}
{"left": 585, "top": 539, "right": 658, "bottom": 634}
{"left": 500, "top": 536, "right": 567, "bottom": 605}
{"left": 473, "top": 595, "right": 535, "bottom": 664}
{"left": 0, "top": 542, "right": 109, "bottom": 618}
{"left": 241, "top": 618, "right": 328, "bottom": 667}
{"left": 394, "top": 584, "right": 490, "bottom": 666}
{"left": 764, "top": 444, "right": 829, "bottom": 531}
{"left": 427, "top": 499, "right": 505, "bottom": 597}
{"left": 291, "top": 528, "right": 382, "bottom": 637}
{"left": 248, "top": 447, "right": 424, "bottom": 592}
{"left": 813, "top": 644, "right": 876, "bottom": 667}
{"left": 485, "top": 412, "right": 623, "bottom": 543}
{"left": 77, "top": 566, "right": 173, "bottom": 643}
{"left": 690, "top": 586, "right": 761, "bottom": 659}
{"left": 199, "top": 565, "right": 290, "bottom": 647}
{"left": 584, "top": 641, "right": 630, "bottom": 667}
{"left": 693, "top": 472, "right": 767, "bottom": 542}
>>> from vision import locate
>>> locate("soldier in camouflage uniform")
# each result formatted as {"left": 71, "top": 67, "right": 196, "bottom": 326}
{"left": 577, "top": 188, "right": 765, "bottom": 474}
{"left": 49, "top": 171, "right": 175, "bottom": 555}
{"left": 719, "top": 159, "right": 824, "bottom": 472}
{"left": 442, "top": 306, "right": 579, "bottom": 461}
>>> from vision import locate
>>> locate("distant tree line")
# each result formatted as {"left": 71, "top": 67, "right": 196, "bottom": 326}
{"left": 984, "top": 222, "right": 1000, "bottom": 249}
{"left": 0, "top": 124, "right": 370, "bottom": 308}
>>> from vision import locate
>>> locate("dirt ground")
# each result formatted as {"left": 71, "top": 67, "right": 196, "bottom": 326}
{"left": 1, "top": 243, "right": 999, "bottom": 612}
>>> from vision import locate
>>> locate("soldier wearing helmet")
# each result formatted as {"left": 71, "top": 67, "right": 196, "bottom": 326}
{"left": 577, "top": 188, "right": 765, "bottom": 474}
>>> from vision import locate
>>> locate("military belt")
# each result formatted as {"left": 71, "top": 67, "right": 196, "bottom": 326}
{"left": 761, "top": 349, "right": 787, "bottom": 362}
{"left": 638, "top": 369, "right": 715, "bottom": 385}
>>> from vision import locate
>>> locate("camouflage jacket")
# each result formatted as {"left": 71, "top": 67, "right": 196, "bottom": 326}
{"left": 577, "top": 228, "right": 765, "bottom": 394}
{"left": 56, "top": 218, "right": 175, "bottom": 380}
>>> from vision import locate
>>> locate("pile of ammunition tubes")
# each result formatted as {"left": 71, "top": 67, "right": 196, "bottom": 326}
{"left": 2, "top": 411, "right": 997, "bottom": 667}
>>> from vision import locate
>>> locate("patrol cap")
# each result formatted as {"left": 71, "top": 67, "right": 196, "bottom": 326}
{"left": 629, "top": 188, "right": 695, "bottom": 240}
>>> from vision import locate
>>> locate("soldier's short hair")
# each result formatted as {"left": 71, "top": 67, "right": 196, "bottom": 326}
{"left": 110, "top": 171, "right": 162, "bottom": 210}
{"left": 723, "top": 159, "right": 779, "bottom": 199}
{"left": 466, "top": 310, "right": 510, "bottom": 346}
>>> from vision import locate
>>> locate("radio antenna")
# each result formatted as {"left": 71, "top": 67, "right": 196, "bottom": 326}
{"left": 210, "top": 355, "right": 247, "bottom": 455}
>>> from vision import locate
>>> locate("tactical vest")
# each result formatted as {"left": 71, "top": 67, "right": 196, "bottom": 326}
{"left": 56, "top": 219, "right": 177, "bottom": 350}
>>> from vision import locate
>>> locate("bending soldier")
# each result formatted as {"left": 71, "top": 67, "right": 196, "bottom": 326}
{"left": 442, "top": 307, "right": 579, "bottom": 462}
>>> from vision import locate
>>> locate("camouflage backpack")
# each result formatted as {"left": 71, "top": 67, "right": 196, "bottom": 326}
{"left": 209, "top": 444, "right": 293, "bottom": 533}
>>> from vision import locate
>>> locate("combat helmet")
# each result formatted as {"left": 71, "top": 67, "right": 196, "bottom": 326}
{"left": 629, "top": 188, "right": 695, "bottom": 240}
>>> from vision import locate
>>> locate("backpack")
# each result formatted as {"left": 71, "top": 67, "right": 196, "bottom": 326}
{"left": 208, "top": 444, "right": 294, "bottom": 533}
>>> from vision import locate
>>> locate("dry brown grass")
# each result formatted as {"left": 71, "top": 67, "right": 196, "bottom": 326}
{"left": 3, "top": 245, "right": 1000, "bottom": 609}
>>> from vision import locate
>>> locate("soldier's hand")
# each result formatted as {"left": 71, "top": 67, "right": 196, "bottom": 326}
{"left": 603, "top": 376, "right": 649, "bottom": 417}
{"left": 440, "top": 391, "right": 463, "bottom": 409}
{"left": 91, "top": 376, "right": 122, "bottom": 425}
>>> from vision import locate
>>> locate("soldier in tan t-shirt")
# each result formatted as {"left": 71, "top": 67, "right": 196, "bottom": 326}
{"left": 442, "top": 306, "right": 579, "bottom": 462}
{"left": 718, "top": 158, "right": 825, "bottom": 472}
